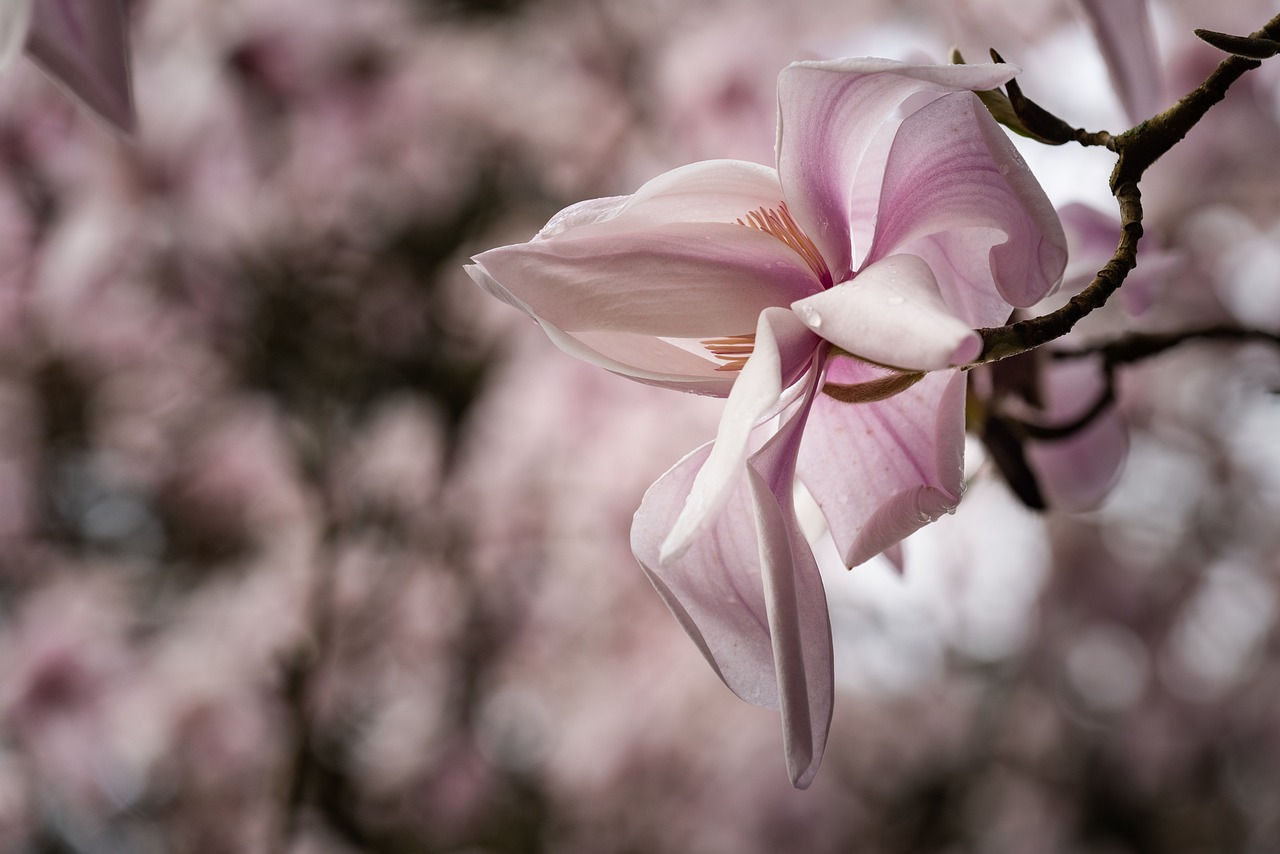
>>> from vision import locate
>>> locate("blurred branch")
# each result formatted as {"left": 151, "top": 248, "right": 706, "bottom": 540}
{"left": 270, "top": 423, "right": 344, "bottom": 854}
{"left": 1051, "top": 325, "right": 1280, "bottom": 368}
{"left": 975, "top": 10, "right": 1280, "bottom": 365}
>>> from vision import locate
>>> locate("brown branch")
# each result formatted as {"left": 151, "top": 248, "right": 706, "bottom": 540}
{"left": 1051, "top": 325, "right": 1280, "bottom": 368}
{"left": 974, "top": 11, "right": 1280, "bottom": 366}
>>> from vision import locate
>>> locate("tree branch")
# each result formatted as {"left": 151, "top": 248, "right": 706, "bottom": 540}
{"left": 974, "top": 11, "right": 1280, "bottom": 365}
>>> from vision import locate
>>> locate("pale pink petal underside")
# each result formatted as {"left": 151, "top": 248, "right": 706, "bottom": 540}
{"left": 465, "top": 263, "right": 737, "bottom": 396}
{"left": 474, "top": 222, "right": 819, "bottom": 340}
{"left": 798, "top": 358, "right": 967, "bottom": 568}
{"left": 26, "top": 0, "right": 135, "bottom": 133}
{"left": 791, "top": 253, "right": 981, "bottom": 371}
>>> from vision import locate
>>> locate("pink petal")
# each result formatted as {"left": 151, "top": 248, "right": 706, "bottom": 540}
{"left": 0, "top": 0, "right": 31, "bottom": 72}
{"left": 1025, "top": 357, "right": 1128, "bottom": 511}
{"left": 797, "top": 357, "right": 967, "bottom": 568}
{"left": 466, "top": 264, "right": 737, "bottom": 396}
{"left": 471, "top": 225, "right": 821, "bottom": 392}
{"left": 745, "top": 382, "right": 833, "bottom": 788}
{"left": 791, "top": 253, "right": 981, "bottom": 370}
{"left": 632, "top": 441, "right": 780, "bottom": 709}
{"left": 470, "top": 160, "right": 826, "bottom": 393}
{"left": 606, "top": 160, "right": 790, "bottom": 232}
{"left": 662, "top": 309, "right": 817, "bottom": 560}
{"left": 632, "top": 375, "right": 833, "bottom": 787}
{"left": 25, "top": 0, "right": 135, "bottom": 133}
{"left": 775, "top": 59, "right": 1020, "bottom": 282}
{"left": 475, "top": 224, "right": 819, "bottom": 337}
{"left": 1076, "top": 0, "right": 1163, "bottom": 123}
{"left": 866, "top": 91, "right": 1067, "bottom": 326}
{"left": 533, "top": 160, "right": 787, "bottom": 243}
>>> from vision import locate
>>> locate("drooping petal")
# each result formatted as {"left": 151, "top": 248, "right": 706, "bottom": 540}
{"left": 632, "top": 441, "right": 780, "bottom": 709}
{"left": 745, "top": 379, "right": 833, "bottom": 788}
{"left": 0, "top": 0, "right": 31, "bottom": 73}
{"left": 866, "top": 91, "right": 1067, "bottom": 326}
{"left": 1076, "top": 0, "right": 1163, "bottom": 124}
{"left": 26, "top": 0, "right": 135, "bottom": 133}
{"left": 797, "top": 357, "right": 967, "bottom": 568}
{"left": 632, "top": 370, "right": 833, "bottom": 788}
{"left": 775, "top": 59, "right": 1020, "bottom": 281}
{"left": 661, "top": 308, "right": 817, "bottom": 560}
{"left": 791, "top": 254, "right": 981, "bottom": 370}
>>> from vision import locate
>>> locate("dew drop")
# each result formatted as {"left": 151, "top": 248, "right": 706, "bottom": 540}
{"left": 886, "top": 295, "right": 905, "bottom": 306}
{"left": 999, "top": 164, "right": 1010, "bottom": 176}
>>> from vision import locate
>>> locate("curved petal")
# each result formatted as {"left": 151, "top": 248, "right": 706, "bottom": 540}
{"left": 607, "top": 160, "right": 788, "bottom": 231}
{"left": 632, "top": 441, "right": 780, "bottom": 709}
{"left": 791, "top": 254, "right": 981, "bottom": 371}
{"left": 745, "top": 379, "right": 833, "bottom": 788}
{"left": 0, "top": 0, "right": 31, "bottom": 73}
{"left": 776, "top": 60, "right": 1020, "bottom": 281}
{"left": 533, "top": 160, "right": 787, "bottom": 243}
{"left": 866, "top": 91, "right": 1067, "bottom": 326}
{"left": 661, "top": 309, "right": 817, "bottom": 560}
{"left": 26, "top": 0, "right": 135, "bottom": 133}
{"left": 632, "top": 371, "right": 833, "bottom": 788}
{"left": 797, "top": 357, "right": 967, "bottom": 568}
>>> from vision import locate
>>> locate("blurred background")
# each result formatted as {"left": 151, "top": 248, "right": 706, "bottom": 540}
{"left": 1, "top": 0, "right": 1280, "bottom": 851}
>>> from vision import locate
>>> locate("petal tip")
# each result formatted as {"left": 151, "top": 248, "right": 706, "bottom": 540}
{"left": 948, "top": 332, "right": 983, "bottom": 366}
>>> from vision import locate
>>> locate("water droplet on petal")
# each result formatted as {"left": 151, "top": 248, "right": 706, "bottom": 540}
{"left": 999, "top": 164, "right": 1010, "bottom": 176}
{"left": 886, "top": 295, "right": 904, "bottom": 306}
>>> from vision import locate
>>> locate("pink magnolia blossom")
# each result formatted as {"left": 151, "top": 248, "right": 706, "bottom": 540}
{"left": 0, "top": 0, "right": 135, "bottom": 132}
{"left": 467, "top": 59, "right": 1066, "bottom": 786}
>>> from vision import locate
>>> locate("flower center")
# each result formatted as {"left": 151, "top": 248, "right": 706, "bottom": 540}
{"left": 702, "top": 333, "right": 755, "bottom": 372}
{"left": 736, "top": 202, "right": 832, "bottom": 287}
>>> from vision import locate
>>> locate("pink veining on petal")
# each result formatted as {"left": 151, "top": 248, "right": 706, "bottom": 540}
{"left": 797, "top": 357, "right": 967, "bottom": 568}
{"left": 866, "top": 92, "right": 1066, "bottom": 326}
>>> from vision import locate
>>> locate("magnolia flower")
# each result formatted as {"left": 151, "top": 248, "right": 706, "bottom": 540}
{"left": 468, "top": 59, "right": 1066, "bottom": 786}
{"left": 0, "top": 0, "right": 135, "bottom": 132}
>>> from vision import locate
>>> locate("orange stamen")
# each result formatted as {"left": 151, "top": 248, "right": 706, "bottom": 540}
{"left": 703, "top": 333, "right": 756, "bottom": 372}
{"left": 736, "top": 202, "right": 832, "bottom": 286}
